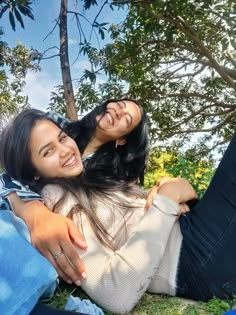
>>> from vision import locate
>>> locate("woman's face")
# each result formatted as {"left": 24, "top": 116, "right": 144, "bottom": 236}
{"left": 95, "top": 100, "right": 142, "bottom": 142}
{"left": 29, "top": 120, "right": 83, "bottom": 179}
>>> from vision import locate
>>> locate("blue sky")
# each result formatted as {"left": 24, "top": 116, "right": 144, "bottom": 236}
{"left": 1, "top": 1, "right": 127, "bottom": 110}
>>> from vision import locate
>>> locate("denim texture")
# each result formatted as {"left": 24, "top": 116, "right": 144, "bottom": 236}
{"left": 0, "top": 211, "right": 58, "bottom": 315}
{"left": 177, "top": 134, "right": 236, "bottom": 300}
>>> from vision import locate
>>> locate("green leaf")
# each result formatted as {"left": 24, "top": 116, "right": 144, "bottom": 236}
{"left": 0, "top": 4, "right": 9, "bottom": 19}
{"left": 14, "top": 7, "right": 25, "bottom": 29}
{"left": 18, "top": 4, "right": 34, "bottom": 20}
{"left": 99, "top": 28, "right": 105, "bottom": 40}
{"left": 82, "top": 69, "right": 96, "bottom": 83}
{"left": 84, "top": 0, "right": 98, "bottom": 10}
{"left": 100, "top": 22, "right": 109, "bottom": 27}
{"left": 9, "top": 11, "right": 16, "bottom": 31}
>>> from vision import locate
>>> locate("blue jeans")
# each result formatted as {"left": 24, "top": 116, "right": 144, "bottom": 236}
{"left": 0, "top": 210, "right": 58, "bottom": 314}
{"left": 177, "top": 133, "right": 236, "bottom": 301}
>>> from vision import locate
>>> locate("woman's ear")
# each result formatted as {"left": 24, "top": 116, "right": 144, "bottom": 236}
{"left": 115, "top": 138, "right": 127, "bottom": 148}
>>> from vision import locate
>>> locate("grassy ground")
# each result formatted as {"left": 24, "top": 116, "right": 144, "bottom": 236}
{"left": 47, "top": 283, "right": 234, "bottom": 315}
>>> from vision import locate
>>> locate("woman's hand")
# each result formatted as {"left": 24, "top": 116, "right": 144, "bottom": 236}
{"left": 157, "top": 177, "right": 198, "bottom": 204}
{"left": 146, "top": 185, "right": 159, "bottom": 209}
{"left": 8, "top": 194, "right": 87, "bottom": 285}
{"left": 145, "top": 177, "right": 198, "bottom": 209}
{"left": 177, "top": 202, "right": 190, "bottom": 219}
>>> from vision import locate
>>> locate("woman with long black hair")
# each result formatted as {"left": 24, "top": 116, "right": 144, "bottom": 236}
{"left": 3, "top": 106, "right": 236, "bottom": 313}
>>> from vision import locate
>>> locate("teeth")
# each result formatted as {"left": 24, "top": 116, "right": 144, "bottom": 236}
{"left": 63, "top": 155, "right": 76, "bottom": 167}
{"left": 106, "top": 113, "right": 113, "bottom": 125}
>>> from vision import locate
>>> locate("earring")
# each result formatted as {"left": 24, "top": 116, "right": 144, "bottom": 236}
{"left": 34, "top": 175, "right": 40, "bottom": 181}
{"left": 115, "top": 139, "right": 127, "bottom": 147}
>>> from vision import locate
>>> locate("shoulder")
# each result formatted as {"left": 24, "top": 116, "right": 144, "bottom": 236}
{"left": 41, "top": 184, "right": 64, "bottom": 197}
{"left": 41, "top": 184, "right": 64, "bottom": 209}
{"left": 41, "top": 184, "right": 78, "bottom": 216}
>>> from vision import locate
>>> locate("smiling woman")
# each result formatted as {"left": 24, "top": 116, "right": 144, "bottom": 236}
{"left": 0, "top": 99, "right": 148, "bottom": 291}
{"left": 0, "top": 106, "right": 196, "bottom": 314}
{"left": 66, "top": 99, "right": 148, "bottom": 184}
{"left": 29, "top": 120, "right": 83, "bottom": 179}
{"left": 0, "top": 110, "right": 84, "bottom": 187}
{"left": 7, "top": 105, "right": 236, "bottom": 314}
{"left": 69, "top": 100, "right": 143, "bottom": 158}
{"left": 95, "top": 100, "right": 142, "bottom": 142}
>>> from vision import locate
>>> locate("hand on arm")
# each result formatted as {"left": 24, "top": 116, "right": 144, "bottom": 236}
{"left": 156, "top": 177, "right": 198, "bottom": 204}
{"left": 146, "top": 177, "right": 197, "bottom": 217}
{"left": 8, "top": 193, "right": 87, "bottom": 284}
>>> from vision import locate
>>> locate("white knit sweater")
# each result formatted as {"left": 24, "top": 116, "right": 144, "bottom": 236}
{"left": 42, "top": 185, "right": 183, "bottom": 314}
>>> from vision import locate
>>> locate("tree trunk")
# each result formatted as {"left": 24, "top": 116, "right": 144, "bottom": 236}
{"left": 59, "top": 0, "right": 77, "bottom": 120}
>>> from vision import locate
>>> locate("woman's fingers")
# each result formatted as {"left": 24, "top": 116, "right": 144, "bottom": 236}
{"left": 47, "top": 219, "right": 87, "bottom": 284}
{"left": 49, "top": 246, "right": 83, "bottom": 285}
{"left": 177, "top": 203, "right": 190, "bottom": 219}
{"left": 20, "top": 201, "right": 87, "bottom": 285}
{"left": 67, "top": 219, "right": 87, "bottom": 250}
{"left": 60, "top": 240, "right": 87, "bottom": 281}
{"left": 145, "top": 185, "right": 158, "bottom": 209}
{"left": 47, "top": 251, "right": 73, "bottom": 284}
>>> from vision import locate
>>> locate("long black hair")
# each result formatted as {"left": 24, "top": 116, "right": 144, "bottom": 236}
{"left": 0, "top": 108, "right": 62, "bottom": 190}
{"left": 66, "top": 99, "right": 149, "bottom": 185}
{"left": 0, "top": 105, "right": 148, "bottom": 249}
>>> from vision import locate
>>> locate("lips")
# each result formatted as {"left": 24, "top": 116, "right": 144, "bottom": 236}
{"left": 62, "top": 154, "right": 77, "bottom": 167}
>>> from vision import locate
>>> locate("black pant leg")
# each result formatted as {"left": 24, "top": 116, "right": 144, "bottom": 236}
{"left": 30, "top": 303, "right": 90, "bottom": 315}
{"left": 181, "top": 132, "right": 236, "bottom": 249}
{"left": 177, "top": 133, "right": 236, "bottom": 300}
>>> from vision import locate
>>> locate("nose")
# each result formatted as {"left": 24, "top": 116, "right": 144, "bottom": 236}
{"left": 58, "top": 142, "right": 71, "bottom": 157}
{"left": 107, "top": 101, "right": 127, "bottom": 119}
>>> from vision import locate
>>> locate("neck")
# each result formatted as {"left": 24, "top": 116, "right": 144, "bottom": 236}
{"left": 82, "top": 137, "right": 104, "bottom": 158}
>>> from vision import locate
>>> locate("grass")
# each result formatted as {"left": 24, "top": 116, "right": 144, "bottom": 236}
{"left": 46, "top": 283, "right": 234, "bottom": 315}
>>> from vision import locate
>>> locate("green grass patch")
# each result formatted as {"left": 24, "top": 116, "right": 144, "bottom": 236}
{"left": 46, "top": 283, "right": 234, "bottom": 314}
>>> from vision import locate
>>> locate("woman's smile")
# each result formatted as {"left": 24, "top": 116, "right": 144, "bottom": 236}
{"left": 95, "top": 100, "right": 141, "bottom": 142}
{"left": 62, "top": 154, "right": 78, "bottom": 167}
{"left": 29, "top": 120, "right": 83, "bottom": 178}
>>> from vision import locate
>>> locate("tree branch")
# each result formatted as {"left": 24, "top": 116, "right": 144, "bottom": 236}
{"left": 89, "top": 0, "right": 109, "bottom": 42}
{"left": 158, "top": 92, "right": 234, "bottom": 108}
{"left": 167, "top": 112, "right": 236, "bottom": 135}
{"left": 40, "top": 54, "right": 60, "bottom": 60}
{"left": 173, "top": 16, "right": 236, "bottom": 91}
{"left": 43, "top": 18, "right": 59, "bottom": 41}
{"left": 145, "top": 10, "right": 236, "bottom": 87}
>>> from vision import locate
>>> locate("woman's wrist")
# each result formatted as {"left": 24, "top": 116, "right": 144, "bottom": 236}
{"left": 7, "top": 192, "right": 28, "bottom": 216}
{"left": 8, "top": 195, "right": 48, "bottom": 230}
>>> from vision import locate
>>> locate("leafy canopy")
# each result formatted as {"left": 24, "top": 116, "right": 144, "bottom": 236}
{"left": 0, "top": 1, "right": 41, "bottom": 128}
{"left": 0, "top": 0, "right": 34, "bottom": 31}
{"left": 78, "top": 0, "right": 236, "bottom": 156}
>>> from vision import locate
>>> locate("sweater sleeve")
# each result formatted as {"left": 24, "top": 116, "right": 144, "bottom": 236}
{"left": 42, "top": 185, "right": 179, "bottom": 314}
{"left": 76, "top": 194, "right": 179, "bottom": 314}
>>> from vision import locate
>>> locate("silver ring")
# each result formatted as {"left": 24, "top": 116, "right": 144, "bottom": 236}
{"left": 53, "top": 250, "right": 63, "bottom": 260}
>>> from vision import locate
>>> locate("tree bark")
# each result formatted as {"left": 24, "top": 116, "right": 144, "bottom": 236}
{"left": 59, "top": 0, "right": 77, "bottom": 120}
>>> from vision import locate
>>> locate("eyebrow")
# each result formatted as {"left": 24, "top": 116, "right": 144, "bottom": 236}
{"left": 117, "top": 101, "right": 127, "bottom": 109}
{"left": 38, "top": 130, "right": 64, "bottom": 155}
